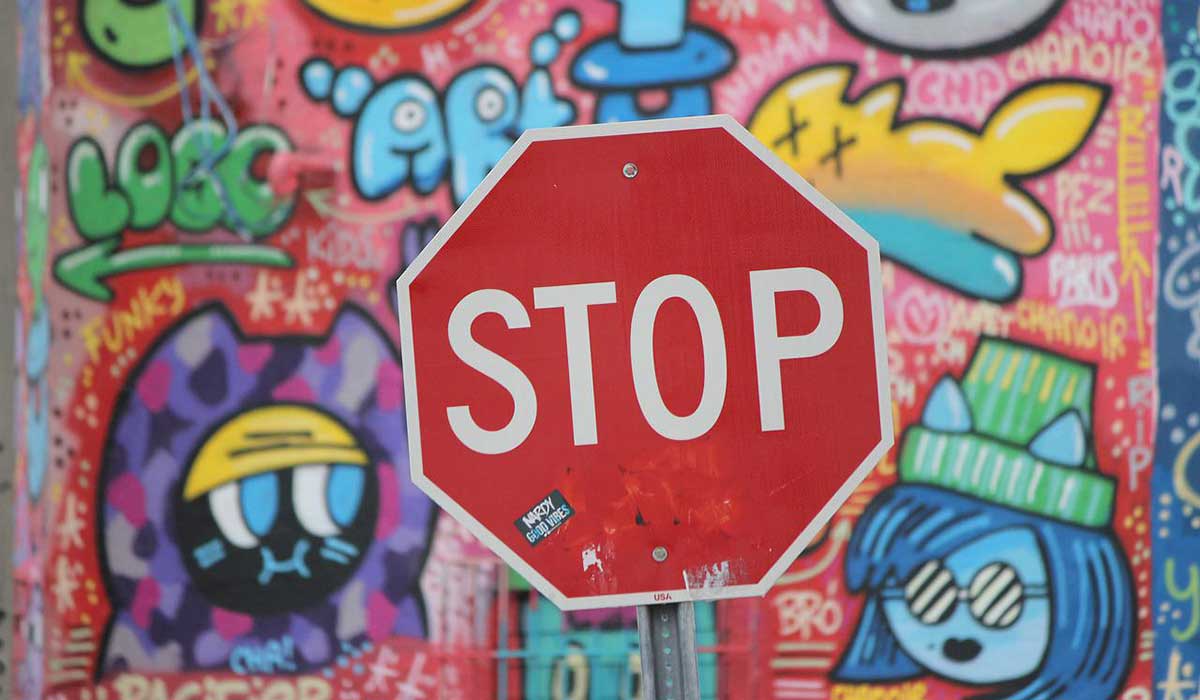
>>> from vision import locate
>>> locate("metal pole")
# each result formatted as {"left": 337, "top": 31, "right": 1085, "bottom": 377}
{"left": 496, "top": 564, "right": 509, "bottom": 700}
{"left": 637, "top": 603, "right": 701, "bottom": 700}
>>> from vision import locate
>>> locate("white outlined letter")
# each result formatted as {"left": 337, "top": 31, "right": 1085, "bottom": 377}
{"left": 447, "top": 290, "right": 537, "bottom": 454}
{"left": 750, "top": 267, "right": 844, "bottom": 431}
{"left": 630, "top": 275, "right": 727, "bottom": 441}
{"left": 534, "top": 282, "right": 618, "bottom": 446}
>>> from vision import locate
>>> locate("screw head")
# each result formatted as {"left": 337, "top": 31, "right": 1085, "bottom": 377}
{"left": 652, "top": 546, "right": 668, "bottom": 562}
{"left": 623, "top": 162, "right": 638, "bottom": 179}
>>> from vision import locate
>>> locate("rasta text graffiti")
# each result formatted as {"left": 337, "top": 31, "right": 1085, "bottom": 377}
{"left": 775, "top": 581, "right": 845, "bottom": 640}
{"left": 1005, "top": 27, "right": 1158, "bottom": 84}
{"left": 304, "top": 224, "right": 391, "bottom": 271}
{"left": 1015, "top": 299, "right": 1129, "bottom": 362}
{"left": 1048, "top": 251, "right": 1120, "bottom": 308}
{"left": 717, "top": 21, "right": 830, "bottom": 109}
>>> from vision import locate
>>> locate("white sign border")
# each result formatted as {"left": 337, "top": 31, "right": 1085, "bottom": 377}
{"left": 396, "top": 114, "right": 894, "bottom": 610}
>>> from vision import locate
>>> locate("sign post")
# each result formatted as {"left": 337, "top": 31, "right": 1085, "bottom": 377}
{"left": 638, "top": 602, "right": 701, "bottom": 700}
{"left": 396, "top": 116, "right": 891, "bottom": 696}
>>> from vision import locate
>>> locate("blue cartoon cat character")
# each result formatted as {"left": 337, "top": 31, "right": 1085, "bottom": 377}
{"left": 835, "top": 337, "right": 1133, "bottom": 699}
{"left": 97, "top": 304, "right": 436, "bottom": 674}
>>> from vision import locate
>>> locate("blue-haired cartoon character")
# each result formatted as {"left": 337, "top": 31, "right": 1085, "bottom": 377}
{"left": 835, "top": 337, "right": 1133, "bottom": 700}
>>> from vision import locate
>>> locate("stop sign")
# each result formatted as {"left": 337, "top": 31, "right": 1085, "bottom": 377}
{"left": 397, "top": 116, "right": 891, "bottom": 609}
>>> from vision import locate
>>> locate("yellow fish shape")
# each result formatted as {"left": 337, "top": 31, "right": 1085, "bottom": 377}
{"left": 748, "top": 64, "right": 1109, "bottom": 301}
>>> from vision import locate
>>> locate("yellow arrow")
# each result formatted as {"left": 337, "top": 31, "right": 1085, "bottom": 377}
{"left": 66, "top": 51, "right": 215, "bottom": 109}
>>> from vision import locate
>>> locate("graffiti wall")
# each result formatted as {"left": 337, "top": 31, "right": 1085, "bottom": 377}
{"left": 1156, "top": 4, "right": 1200, "bottom": 700}
{"left": 9, "top": 0, "right": 1178, "bottom": 699}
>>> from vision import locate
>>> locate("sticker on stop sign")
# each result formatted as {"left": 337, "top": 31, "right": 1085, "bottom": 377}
{"left": 397, "top": 116, "right": 891, "bottom": 609}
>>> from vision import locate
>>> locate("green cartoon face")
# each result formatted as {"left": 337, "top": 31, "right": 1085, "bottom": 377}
{"left": 25, "top": 140, "right": 49, "bottom": 301}
{"left": 79, "top": 0, "right": 202, "bottom": 69}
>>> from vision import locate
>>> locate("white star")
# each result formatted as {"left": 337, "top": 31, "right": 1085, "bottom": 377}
{"left": 58, "top": 492, "right": 86, "bottom": 551}
{"left": 52, "top": 557, "right": 83, "bottom": 611}
{"left": 364, "top": 647, "right": 401, "bottom": 693}
{"left": 282, "top": 274, "right": 321, "bottom": 326}
{"left": 247, "top": 271, "right": 284, "bottom": 321}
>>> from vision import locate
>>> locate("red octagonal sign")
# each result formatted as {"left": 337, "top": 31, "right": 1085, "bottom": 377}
{"left": 397, "top": 116, "right": 891, "bottom": 609}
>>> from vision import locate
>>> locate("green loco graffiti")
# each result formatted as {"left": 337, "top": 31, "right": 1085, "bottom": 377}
{"left": 6, "top": 0, "right": 1179, "bottom": 698}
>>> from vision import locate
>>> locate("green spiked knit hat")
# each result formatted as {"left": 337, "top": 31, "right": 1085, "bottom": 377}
{"left": 897, "top": 337, "right": 1115, "bottom": 528}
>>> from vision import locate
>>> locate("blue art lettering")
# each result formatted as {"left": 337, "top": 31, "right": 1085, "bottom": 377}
{"left": 301, "top": 10, "right": 580, "bottom": 206}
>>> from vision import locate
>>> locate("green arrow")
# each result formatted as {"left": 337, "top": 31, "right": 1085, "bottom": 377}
{"left": 54, "top": 238, "right": 294, "bottom": 301}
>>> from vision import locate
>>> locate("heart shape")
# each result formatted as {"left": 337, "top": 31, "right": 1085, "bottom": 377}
{"left": 896, "top": 286, "right": 949, "bottom": 345}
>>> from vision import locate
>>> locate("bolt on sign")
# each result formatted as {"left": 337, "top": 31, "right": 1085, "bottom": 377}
{"left": 396, "top": 116, "right": 892, "bottom": 610}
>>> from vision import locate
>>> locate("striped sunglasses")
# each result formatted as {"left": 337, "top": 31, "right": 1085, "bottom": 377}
{"left": 882, "top": 559, "right": 1049, "bottom": 629}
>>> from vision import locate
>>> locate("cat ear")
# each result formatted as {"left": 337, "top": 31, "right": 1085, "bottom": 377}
{"left": 402, "top": 217, "right": 440, "bottom": 270}
{"left": 1028, "top": 410, "right": 1088, "bottom": 467}
{"left": 328, "top": 303, "right": 405, "bottom": 369}
{"left": 327, "top": 303, "right": 385, "bottom": 343}
{"left": 921, "top": 376, "right": 973, "bottom": 433}
{"left": 190, "top": 305, "right": 239, "bottom": 337}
